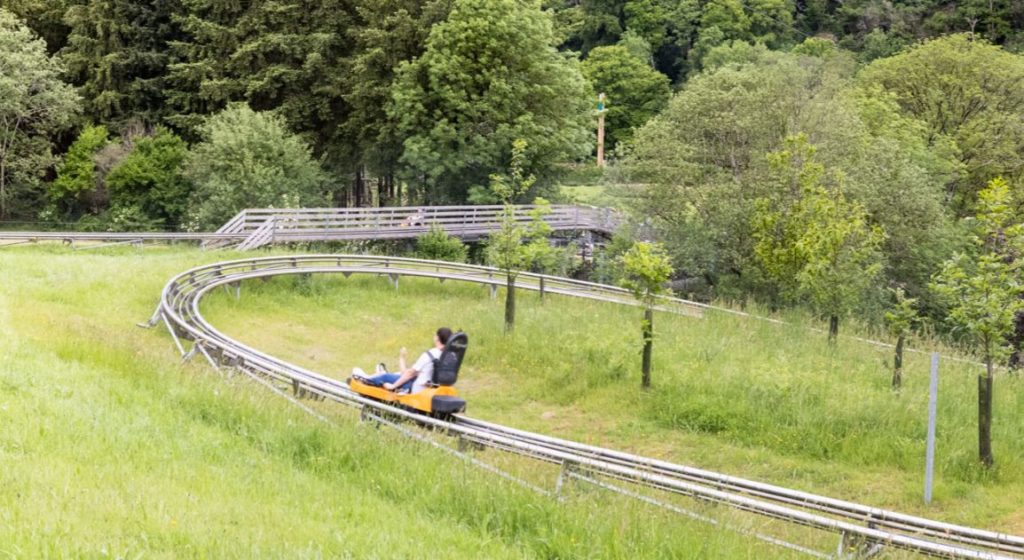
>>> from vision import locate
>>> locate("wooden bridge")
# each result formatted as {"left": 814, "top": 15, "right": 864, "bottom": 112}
{"left": 0, "top": 205, "right": 620, "bottom": 250}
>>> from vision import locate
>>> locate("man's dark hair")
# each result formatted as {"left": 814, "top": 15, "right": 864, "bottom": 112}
{"left": 437, "top": 327, "right": 452, "bottom": 345}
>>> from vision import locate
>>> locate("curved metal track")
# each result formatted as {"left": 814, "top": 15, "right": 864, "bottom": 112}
{"left": 146, "top": 254, "right": 1023, "bottom": 559}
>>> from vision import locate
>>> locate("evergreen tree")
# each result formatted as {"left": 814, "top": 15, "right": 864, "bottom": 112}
{"left": 61, "top": 0, "right": 184, "bottom": 129}
{"left": 344, "top": 0, "right": 451, "bottom": 205}
{"left": 390, "top": 0, "right": 592, "bottom": 203}
{"left": 165, "top": 0, "right": 247, "bottom": 135}
{"left": 1, "top": 0, "right": 78, "bottom": 53}
{"left": 168, "top": 0, "right": 356, "bottom": 159}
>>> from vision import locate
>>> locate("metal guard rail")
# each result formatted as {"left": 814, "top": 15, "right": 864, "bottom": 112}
{"left": 147, "top": 255, "right": 1023, "bottom": 559}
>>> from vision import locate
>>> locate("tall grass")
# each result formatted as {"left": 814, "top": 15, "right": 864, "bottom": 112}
{"left": 203, "top": 272, "right": 1024, "bottom": 533}
{"left": 1, "top": 246, "right": 798, "bottom": 558}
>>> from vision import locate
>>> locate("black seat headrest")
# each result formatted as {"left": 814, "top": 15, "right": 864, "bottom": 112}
{"left": 433, "top": 332, "right": 468, "bottom": 386}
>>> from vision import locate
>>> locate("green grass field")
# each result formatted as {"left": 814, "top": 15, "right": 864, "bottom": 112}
{"left": 559, "top": 184, "right": 611, "bottom": 206}
{"left": 202, "top": 270, "right": 1024, "bottom": 535}
{"left": 1, "top": 246, "right": 811, "bottom": 558}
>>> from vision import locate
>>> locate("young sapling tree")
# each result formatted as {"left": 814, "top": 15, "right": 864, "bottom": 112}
{"left": 485, "top": 139, "right": 558, "bottom": 332}
{"left": 931, "top": 177, "right": 1024, "bottom": 468}
{"left": 753, "top": 135, "right": 885, "bottom": 343}
{"left": 619, "top": 241, "right": 673, "bottom": 388}
{"left": 884, "top": 286, "right": 919, "bottom": 390}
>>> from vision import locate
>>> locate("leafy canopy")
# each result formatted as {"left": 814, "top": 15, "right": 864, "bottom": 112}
{"left": 0, "top": 8, "right": 79, "bottom": 219}
{"left": 485, "top": 142, "right": 559, "bottom": 276}
{"left": 581, "top": 44, "right": 671, "bottom": 150}
{"left": 183, "top": 104, "right": 327, "bottom": 230}
{"left": 415, "top": 225, "right": 468, "bottom": 263}
{"left": 860, "top": 35, "right": 1024, "bottom": 216}
{"left": 106, "top": 128, "right": 191, "bottom": 228}
{"left": 619, "top": 240, "right": 673, "bottom": 306}
{"left": 49, "top": 124, "right": 110, "bottom": 217}
{"left": 885, "top": 287, "right": 919, "bottom": 340}
{"left": 931, "top": 177, "right": 1024, "bottom": 364}
{"left": 752, "top": 135, "right": 885, "bottom": 325}
{"left": 391, "top": 0, "right": 592, "bottom": 203}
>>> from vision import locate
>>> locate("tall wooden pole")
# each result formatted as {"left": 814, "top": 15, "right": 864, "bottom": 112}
{"left": 597, "top": 92, "right": 606, "bottom": 168}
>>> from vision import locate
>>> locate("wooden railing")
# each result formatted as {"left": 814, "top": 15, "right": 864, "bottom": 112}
{"left": 206, "top": 205, "right": 620, "bottom": 249}
{"left": 0, "top": 205, "right": 621, "bottom": 250}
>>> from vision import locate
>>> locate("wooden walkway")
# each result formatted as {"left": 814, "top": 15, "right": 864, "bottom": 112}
{"left": 0, "top": 205, "right": 619, "bottom": 250}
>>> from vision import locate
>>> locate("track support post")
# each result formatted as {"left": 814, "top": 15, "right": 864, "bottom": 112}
{"left": 359, "top": 406, "right": 382, "bottom": 428}
{"left": 555, "top": 460, "right": 577, "bottom": 498}
{"left": 836, "top": 530, "right": 883, "bottom": 559}
{"left": 137, "top": 306, "right": 162, "bottom": 328}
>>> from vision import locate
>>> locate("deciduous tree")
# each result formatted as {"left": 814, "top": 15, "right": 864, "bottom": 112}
{"left": 485, "top": 140, "right": 559, "bottom": 332}
{"left": 183, "top": 104, "right": 327, "bottom": 230}
{"left": 860, "top": 35, "right": 1024, "bottom": 217}
{"left": 581, "top": 45, "right": 670, "bottom": 150}
{"left": 390, "top": 0, "right": 592, "bottom": 203}
{"left": 48, "top": 124, "right": 110, "bottom": 219}
{"left": 106, "top": 127, "right": 190, "bottom": 228}
{"left": 619, "top": 240, "right": 673, "bottom": 388}
{"left": 884, "top": 287, "right": 919, "bottom": 390}
{"left": 0, "top": 9, "right": 79, "bottom": 219}
{"left": 415, "top": 225, "right": 468, "bottom": 263}
{"left": 931, "top": 177, "right": 1024, "bottom": 468}
{"left": 752, "top": 135, "right": 885, "bottom": 342}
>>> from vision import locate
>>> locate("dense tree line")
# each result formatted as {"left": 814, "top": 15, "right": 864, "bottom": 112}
{"left": 2, "top": 0, "right": 1023, "bottom": 227}
{"left": 546, "top": 0, "right": 1024, "bottom": 82}
{"left": 0, "top": 0, "right": 592, "bottom": 226}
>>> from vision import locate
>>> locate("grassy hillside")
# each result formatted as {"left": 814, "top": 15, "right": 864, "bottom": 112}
{"left": 0, "top": 247, "right": 798, "bottom": 558}
{"left": 201, "top": 271, "right": 1024, "bottom": 534}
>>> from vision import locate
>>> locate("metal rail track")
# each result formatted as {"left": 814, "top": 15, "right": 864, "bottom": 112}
{"left": 145, "top": 254, "right": 1023, "bottom": 559}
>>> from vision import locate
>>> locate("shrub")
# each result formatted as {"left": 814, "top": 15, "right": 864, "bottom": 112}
{"left": 184, "top": 104, "right": 327, "bottom": 230}
{"left": 415, "top": 225, "right": 468, "bottom": 263}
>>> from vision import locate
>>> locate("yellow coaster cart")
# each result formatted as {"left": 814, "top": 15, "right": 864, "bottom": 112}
{"left": 349, "top": 332, "right": 468, "bottom": 418}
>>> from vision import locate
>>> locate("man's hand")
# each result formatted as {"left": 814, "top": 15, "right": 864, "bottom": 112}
{"left": 383, "top": 382, "right": 395, "bottom": 391}
{"left": 400, "top": 347, "right": 408, "bottom": 360}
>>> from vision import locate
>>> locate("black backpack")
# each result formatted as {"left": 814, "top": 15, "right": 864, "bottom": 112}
{"left": 431, "top": 332, "right": 468, "bottom": 386}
